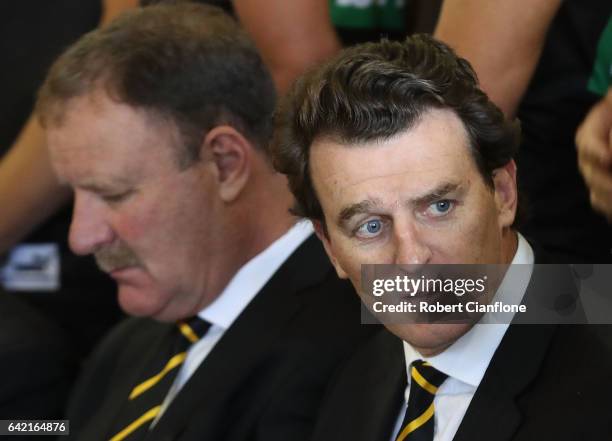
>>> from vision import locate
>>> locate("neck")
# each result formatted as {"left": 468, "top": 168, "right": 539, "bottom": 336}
{"left": 190, "top": 186, "right": 295, "bottom": 315}
{"left": 501, "top": 229, "right": 519, "bottom": 264}
{"left": 219, "top": 168, "right": 295, "bottom": 277}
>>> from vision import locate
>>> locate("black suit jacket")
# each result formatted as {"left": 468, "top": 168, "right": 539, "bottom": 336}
{"left": 311, "top": 254, "right": 612, "bottom": 440}
{"left": 312, "top": 324, "right": 612, "bottom": 441}
{"left": 66, "top": 235, "right": 376, "bottom": 440}
{"left": 0, "top": 291, "right": 77, "bottom": 420}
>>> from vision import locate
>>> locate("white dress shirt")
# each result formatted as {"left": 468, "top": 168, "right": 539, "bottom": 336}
{"left": 153, "top": 220, "right": 314, "bottom": 423}
{"left": 389, "top": 234, "right": 535, "bottom": 441}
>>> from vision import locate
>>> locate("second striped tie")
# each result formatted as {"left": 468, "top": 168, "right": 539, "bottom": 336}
{"left": 395, "top": 360, "right": 448, "bottom": 441}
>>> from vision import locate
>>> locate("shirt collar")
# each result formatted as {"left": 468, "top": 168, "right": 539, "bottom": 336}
{"left": 403, "top": 233, "right": 534, "bottom": 387}
{"left": 197, "top": 220, "right": 314, "bottom": 330}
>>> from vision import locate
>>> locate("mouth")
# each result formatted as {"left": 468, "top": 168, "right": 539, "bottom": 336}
{"left": 109, "top": 265, "right": 131, "bottom": 273}
{"left": 399, "top": 289, "right": 445, "bottom": 303}
{"left": 108, "top": 265, "right": 140, "bottom": 280}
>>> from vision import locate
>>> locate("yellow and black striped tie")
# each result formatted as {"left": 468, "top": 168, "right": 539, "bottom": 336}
{"left": 108, "top": 316, "right": 210, "bottom": 441}
{"left": 395, "top": 360, "right": 448, "bottom": 441}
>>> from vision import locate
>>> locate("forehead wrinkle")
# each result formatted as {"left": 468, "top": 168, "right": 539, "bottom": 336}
{"left": 332, "top": 170, "right": 462, "bottom": 205}
{"left": 53, "top": 140, "right": 142, "bottom": 189}
{"left": 320, "top": 169, "right": 416, "bottom": 205}
{"left": 49, "top": 110, "right": 173, "bottom": 191}
{"left": 326, "top": 152, "right": 463, "bottom": 193}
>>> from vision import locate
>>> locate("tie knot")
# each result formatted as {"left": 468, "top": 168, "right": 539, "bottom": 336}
{"left": 410, "top": 360, "right": 448, "bottom": 395}
{"left": 177, "top": 316, "right": 210, "bottom": 344}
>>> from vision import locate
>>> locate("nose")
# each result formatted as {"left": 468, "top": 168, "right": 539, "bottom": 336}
{"left": 68, "top": 191, "right": 115, "bottom": 255}
{"left": 394, "top": 222, "right": 433, "bottom": 266}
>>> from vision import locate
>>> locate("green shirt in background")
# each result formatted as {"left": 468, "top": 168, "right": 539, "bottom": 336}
{"left": 329, "top": 0, "right": 407, "bottom": 33}
{"left": 588, "top": 15, "right": 612, "bottom": 95}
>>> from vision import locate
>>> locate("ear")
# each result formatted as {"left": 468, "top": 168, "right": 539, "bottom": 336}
{"left": 492, "top": 160, "right": 518, "bottom": 228}
{"left": 202, "top": 126, "right": 251, "bottom": 202}
{"left": 313, "top": 219, "right": 348, "bottom": 279}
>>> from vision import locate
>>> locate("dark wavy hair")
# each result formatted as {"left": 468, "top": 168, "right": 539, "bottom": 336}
{"left": 37, "top": 3, "right": 275, "bottom": 167}
{"left": 271, "top": 34, "right": 523, "bottom": 226}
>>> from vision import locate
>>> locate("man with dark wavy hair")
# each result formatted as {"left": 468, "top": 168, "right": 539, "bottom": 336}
{"left": 272, "top": 34, "right": 612, "bottom": 441}
{"left": 37, "top": 3, "right": 372, "bottom": 440}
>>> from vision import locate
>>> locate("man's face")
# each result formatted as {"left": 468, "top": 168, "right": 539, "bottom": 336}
{"left": 48, "top": 91, "right": 222, "bottom": 321}
{"left": 310, "top": 108, "right": 517, "bottom": 355}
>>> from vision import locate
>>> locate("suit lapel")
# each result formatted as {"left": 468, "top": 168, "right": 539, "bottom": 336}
{"left": 454, "top": 242, "right": 580, "bottom": 440}
{"left": 315, "top": 329, "right": 405, "bottom": 441}
{"left": 355, "top": 331, "right": 406, "bottom": 441}
{"left": 150, "top": 235, "right": 333, "bottom": 439}
{"left": 453, "top": 322, "right": 557, "bottom": 441}
{"left": 80, "top": 320, "right": 175, "bottom": 440}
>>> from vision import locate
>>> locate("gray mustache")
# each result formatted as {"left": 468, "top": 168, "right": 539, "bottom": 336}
{"left": 95, "top": 245, "right": 141, "bottom": 273}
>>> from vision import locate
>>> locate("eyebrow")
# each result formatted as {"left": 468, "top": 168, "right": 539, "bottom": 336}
{"left": 412, "top": 182, "right": 460, "bottom": 206}
{"left": 79, "top": 177, "right": 133, "bottom": 193}
{"left": 336, "top": 182, "right": 460, "bottom": 227}
{"left": 338, "top": 199, "right": 384, "bottom": 226}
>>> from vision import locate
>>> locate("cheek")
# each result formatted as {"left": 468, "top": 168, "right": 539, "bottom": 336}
{"left": 327, "top": 238, "right": 361, "bottom": 277}
{"left": 113, "top": 201, "right": 167, "bottom": 252}
{"left": 331, "top": 239, "right": 391, "bottom": 288}
{"left": 431, "top": 201, "right": 499, "bottom": 258}
{"left": 112, "top": 215, "right": 143, "bottom": 244}
{"left": 457, "top": 217, "right": 499, "bottom": 262}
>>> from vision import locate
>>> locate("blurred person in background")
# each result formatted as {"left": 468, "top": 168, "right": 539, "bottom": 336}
{"left": 0, "top": 289, "right": 76, "bottom": 420}
{"left": 434, "top": 0, "right": 612, "bottom": 262}
{"left": 576, "top": 18, "right": 612, "bottom": 222}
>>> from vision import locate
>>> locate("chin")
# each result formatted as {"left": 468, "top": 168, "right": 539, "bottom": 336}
{"left": 388, "top": 323, "right": 473, "bottom": 356}
{"left": 117, "top": 284, "right": 169, "bottom": 320}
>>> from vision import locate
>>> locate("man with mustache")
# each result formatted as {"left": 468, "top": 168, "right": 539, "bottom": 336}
{"left": 37, "top": 3, "right": 371, "bottom": 440}
{"left": 271, "top": 34, "right": 612, "bottom": 440}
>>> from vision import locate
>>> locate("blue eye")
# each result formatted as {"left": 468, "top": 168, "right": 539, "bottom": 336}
{"left": 366, "top": 220, "right": 381, "bottom": 233}
{"left": 356, "top": 219, "right": 383, "bottom": 238}
{"left": 435, "top": 200, "right": 451, "bottom": 212}
{"left": 428, "top": 200, "right": 453, "bottom": 216}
